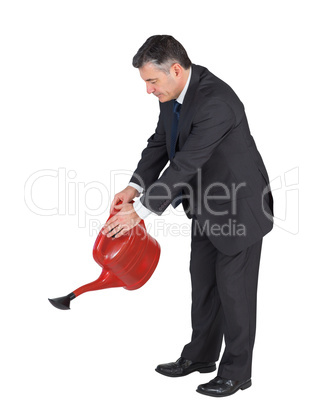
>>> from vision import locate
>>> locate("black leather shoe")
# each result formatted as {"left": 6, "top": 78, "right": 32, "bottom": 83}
{"left": 155, "top": 357, "right": 216, "bottom": 377}
{"left": 197, "top": 376, "right": 252, "bottom": 397}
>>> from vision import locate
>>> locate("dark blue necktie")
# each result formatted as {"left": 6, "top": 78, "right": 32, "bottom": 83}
{"left": 170, "top": 100, "right": 182, "bottom": 208}
{"left": 170, "top": 100, "right": 181, "bottom": 160}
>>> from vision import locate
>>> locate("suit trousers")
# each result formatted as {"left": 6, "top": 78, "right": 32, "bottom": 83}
{"left": 181, "top": 217, "right": 263, "bottom": 381}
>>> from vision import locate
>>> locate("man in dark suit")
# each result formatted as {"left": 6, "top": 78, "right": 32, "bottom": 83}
{"left": 103, "top": 35, "right": 273, "bottom": 398}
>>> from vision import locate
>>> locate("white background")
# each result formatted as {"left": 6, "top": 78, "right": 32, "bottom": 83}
{"left": 1, "top": 1, "right": 321, "bottom": 401}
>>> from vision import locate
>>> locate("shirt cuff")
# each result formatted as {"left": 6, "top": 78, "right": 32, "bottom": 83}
{"left": 133, "top": 199, "right": 152, "bottom": 220}
{"left": 128, "top": 182, "right": 144, "bottom": 195}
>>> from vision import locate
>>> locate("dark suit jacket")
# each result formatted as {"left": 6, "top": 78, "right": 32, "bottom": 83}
{"left": 130, "top": 64, "right": 273, "bottom": 255}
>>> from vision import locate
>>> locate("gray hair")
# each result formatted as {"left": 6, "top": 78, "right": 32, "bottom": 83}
{"left": 132, "top": 35, "right": 191, "bottom": 73}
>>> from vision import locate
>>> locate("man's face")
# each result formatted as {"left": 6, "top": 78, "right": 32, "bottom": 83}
{"left": 139, "top": 62, "right": 182, "bottom": 103}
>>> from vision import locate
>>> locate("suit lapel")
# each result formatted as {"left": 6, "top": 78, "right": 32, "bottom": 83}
{"left": 177, "top": 64, "right": 200, "bottom": 136}
{"left": 161, "top": 64, "right": 202, "bottom": 156}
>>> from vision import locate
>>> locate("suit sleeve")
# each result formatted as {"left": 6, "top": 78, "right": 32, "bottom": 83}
{"left": 129, "top": 111, "right": 169, "bottom": 191}
{"left": 140, "top": 99, "right": 236, "bottom": 215}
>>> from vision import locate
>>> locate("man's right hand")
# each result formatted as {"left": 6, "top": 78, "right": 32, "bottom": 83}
{"left": 110, "top": 185, "right": 140, "bottom": 213}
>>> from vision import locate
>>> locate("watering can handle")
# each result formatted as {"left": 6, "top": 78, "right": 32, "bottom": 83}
{"left": 110, "top": 199, "right": 134, "bottom": 216}
{"left": 111, "top": 200, "right": 146, "bottom": 229}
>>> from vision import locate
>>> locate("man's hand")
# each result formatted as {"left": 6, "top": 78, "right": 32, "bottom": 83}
{"left": 110, "top": 185, "right": 140, "bottom": 213}
{"left": 102, "top": 202, "right": 141, "bottom": 238}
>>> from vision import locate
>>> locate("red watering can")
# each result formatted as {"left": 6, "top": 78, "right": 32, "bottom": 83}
{"left": 48, "top": 203, "right": 161, "bottom": 310}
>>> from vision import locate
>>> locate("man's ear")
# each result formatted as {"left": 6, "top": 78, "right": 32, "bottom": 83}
{"left": 172, "top": 63, "right": 183, "bottom": 78}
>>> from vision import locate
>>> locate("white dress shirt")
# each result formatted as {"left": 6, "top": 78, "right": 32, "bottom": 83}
{"left": 129, "top": 67, "right": 192, "bottom": 219}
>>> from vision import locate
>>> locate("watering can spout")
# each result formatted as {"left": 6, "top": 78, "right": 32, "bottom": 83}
{"left": 48, "top": 270, "right": 125, "bottom": 310}
{"left": 48, "top": 292, "right": 76, "bottom": 310}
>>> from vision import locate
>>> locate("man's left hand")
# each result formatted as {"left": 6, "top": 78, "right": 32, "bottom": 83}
{"left": 102, "top": 203, "right": 141, "bottom": 238}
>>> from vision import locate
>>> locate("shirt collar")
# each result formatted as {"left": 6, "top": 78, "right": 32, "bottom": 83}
{"left": 176, "top": 66, "right": 192, "bottom": 104}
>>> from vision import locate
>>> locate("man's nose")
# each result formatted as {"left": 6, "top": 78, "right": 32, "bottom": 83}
{"left": 146, "top": 83, "right": 154, "bottom": 94}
